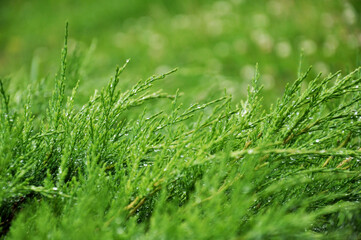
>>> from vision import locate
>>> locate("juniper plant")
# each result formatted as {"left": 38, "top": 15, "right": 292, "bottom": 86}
{"left": 1, "top": 26, "right": 361, "bottom": 239}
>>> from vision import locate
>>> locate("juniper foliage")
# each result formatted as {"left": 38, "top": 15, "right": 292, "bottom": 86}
{"left": 1, "top": 26, "right": 361, "bottom": 239}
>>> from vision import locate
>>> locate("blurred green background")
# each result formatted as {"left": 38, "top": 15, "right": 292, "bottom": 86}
{"left": 0, "top": 0, "right": 360, "bottom": 104}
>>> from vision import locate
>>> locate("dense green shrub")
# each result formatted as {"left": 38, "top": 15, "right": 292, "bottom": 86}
{"left": 1, "top": 25, "right": 361, "bottom": 239}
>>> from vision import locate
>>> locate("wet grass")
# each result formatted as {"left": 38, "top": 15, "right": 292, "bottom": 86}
{"left": 1, "top": 24, "right": 361, "bottom": 238}
{"left": 1, "top": 1, "right": 361, "bottom": 239}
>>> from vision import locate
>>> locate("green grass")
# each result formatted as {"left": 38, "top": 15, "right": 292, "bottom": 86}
{"left": 1, "top": 23, "right": 361, "bottom": 239}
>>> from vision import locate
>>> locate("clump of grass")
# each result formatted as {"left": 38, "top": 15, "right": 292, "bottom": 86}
{"left": 1, "top": 25, "right": 361, "bottom": 239}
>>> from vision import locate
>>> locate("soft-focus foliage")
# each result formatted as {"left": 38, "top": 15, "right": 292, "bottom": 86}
{"left": 1, "top": 0, "right": 360, "bottom": 103}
